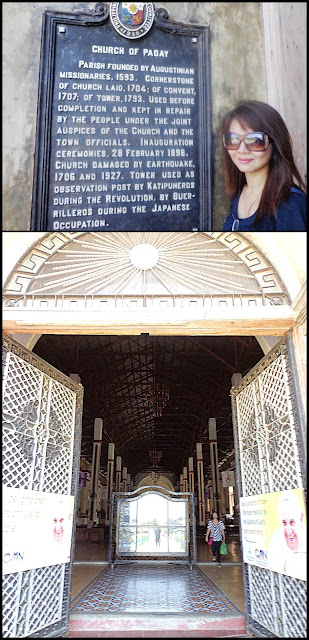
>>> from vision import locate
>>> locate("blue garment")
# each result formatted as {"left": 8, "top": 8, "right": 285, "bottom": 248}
{"left": 223, "top": 187, "right": 307, "bottom": 231}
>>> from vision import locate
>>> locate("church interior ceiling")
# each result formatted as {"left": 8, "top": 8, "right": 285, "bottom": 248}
{"left": 32, "top": 334, "right": 264, "bottom": 484}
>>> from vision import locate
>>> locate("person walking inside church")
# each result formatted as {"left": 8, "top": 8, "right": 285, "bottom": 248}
{"left": 205, "top": 511, "right": 226, "bottom": 567}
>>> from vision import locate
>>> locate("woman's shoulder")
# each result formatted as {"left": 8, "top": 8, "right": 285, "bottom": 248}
{"left": 276, "top": 187, "right": 307, "bottom": 231}
{"left": 223, "top": 196, "right": 238, "bottom": 230}
{"left": 290, "top": 186, "right": 306, "bottom": 197}
{"left": 288, "top": 186, "right": 307, "bottom": 208}
{"left": 223, "top": 211, "right": 234, "bottom": 231}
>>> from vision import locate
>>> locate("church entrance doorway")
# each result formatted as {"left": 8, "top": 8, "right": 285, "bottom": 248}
{"left": 2, "top": 231, "right": 306, "bottom": 637}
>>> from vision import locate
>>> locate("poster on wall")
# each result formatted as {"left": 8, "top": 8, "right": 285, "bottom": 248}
{"left": 221, "top": 470, "right": 235, "bottom": 487}
{"left": 79, "top": 471, "right": 88, "bottom": 487}
{"left": 240, "top": 488, "right": 306, "bottom": 581}
{"left": 3, "top": 486, "right": 75, "bottom": 575}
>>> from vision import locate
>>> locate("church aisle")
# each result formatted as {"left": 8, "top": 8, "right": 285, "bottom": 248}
{"left": 68, "top": 532, "right": 248, "bottom": 637}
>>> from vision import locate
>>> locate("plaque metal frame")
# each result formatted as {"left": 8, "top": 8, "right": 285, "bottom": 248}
{"left": 31, "top": 3, "right": 212, "bottom": 231}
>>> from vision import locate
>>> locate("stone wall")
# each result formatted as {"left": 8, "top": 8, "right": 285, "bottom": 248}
{"left": 263, "top": 3, "right": 307, "bottom": 185}
{"left": 3, "top": 2, "right": 306, "bottom": 230}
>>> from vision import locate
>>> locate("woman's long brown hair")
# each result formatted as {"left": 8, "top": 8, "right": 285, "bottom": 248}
{"left": 220, "top": 101, "right": 306, "bottom": 226}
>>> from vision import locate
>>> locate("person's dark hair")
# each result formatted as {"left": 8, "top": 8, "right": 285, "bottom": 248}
{"left": 220, "top": 100, "right": 306, "bottom": 226}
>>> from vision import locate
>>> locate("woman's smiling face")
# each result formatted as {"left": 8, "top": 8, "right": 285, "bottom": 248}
{"left": 227, "top": 118, "right": 272, "bottom": 175}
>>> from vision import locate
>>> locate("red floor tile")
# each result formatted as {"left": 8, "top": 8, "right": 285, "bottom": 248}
{"left": 100, "top": 634, "right": 145, "bottom": 638}
{"left": 185, "top": 632, "right": 248, "bottom": 638}
{"left": 144, "top": 633, "right": 186, "bottom": 638}
{"left": 68, "top": 633, "right": 103, "bottom": 638}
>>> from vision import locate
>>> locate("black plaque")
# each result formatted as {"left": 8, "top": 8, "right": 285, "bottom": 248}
{"left": 31, "top": 3, "right": 212, "bottom": 231}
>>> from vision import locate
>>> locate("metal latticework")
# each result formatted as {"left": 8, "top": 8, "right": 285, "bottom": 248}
{"left": 279, "top": 573, "right": 307, "bottom": 637}
{"left": 2, "top": 337, "right": 83, "bottom": 638}
{"left": 231, "top": 337, "right": 307, "bottom": 638}
{"left": 109, "top": 486, "right": 196, "bottom": 567}
{"left": 248, "top": 565, "right": 276, "bottom": 633}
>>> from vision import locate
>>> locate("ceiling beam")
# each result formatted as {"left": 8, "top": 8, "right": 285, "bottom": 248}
{"left": 3, "top": 305, "right": 296, "bottom": 336}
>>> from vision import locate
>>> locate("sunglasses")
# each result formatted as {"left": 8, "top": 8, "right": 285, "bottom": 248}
{"left": 223, "top": 131, "right": 270, "bottom": 151}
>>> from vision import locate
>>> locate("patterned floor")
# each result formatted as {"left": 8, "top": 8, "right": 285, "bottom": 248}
{"left": 71, "top": 563, "right": 242, "bottom": 614}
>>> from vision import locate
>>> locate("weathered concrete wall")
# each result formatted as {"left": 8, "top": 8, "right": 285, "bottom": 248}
{"left": 263, "top": 2, "right": 307, "bottom": 184}
{"left": 2, "top": 3, "right": 305, "bottom": 230}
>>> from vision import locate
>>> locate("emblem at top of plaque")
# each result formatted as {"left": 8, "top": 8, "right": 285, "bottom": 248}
{"left": 110, "top": 2, "right": 155, "bottom": 39}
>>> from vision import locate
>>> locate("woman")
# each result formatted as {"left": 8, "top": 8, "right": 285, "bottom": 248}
{"left": 205, "top": 511, "right": 226, "bottom": 567}
{"left": 220, "top": 100, "right": 306, "bottom": 231}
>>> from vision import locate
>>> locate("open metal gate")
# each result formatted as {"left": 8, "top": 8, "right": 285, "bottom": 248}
{"left": 231, "top": 335, "right": 307, "bottom": 637}
{"left": 2, "top": 336, "right": 83, "bottom": 638}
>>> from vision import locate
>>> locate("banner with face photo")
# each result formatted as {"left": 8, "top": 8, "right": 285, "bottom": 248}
{"left": 3, "top": 486, "right": 75, "bottom": 575}
{"left": 240, "top": 488, "right": 306, "bottom": 581}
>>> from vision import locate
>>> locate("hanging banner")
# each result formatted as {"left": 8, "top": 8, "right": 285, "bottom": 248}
{"left": 3, "top": 486, "right": 75, "bottom": 575}
{"left": 79, "top": 470, "right": 88, "bottom": 487}
{"left": 221, "top": 470, "right": 235, "bottom": 487}
{"left": 102, "top": 486, "right": 108, "bottom": 500}
{"left": 240, "top": 488, "right": 306, "bottom": 581}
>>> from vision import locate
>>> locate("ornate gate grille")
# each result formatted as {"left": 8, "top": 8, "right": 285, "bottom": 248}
{"left": 2, "top": 337, "right": 83, "bottom": 638}
{"left": 231, "top": 336, "right": 306, "bottom": 638}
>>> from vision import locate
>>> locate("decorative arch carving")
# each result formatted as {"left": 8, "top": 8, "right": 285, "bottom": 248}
{"left": 3, "top": 232, "right": 289, "bottom": 312}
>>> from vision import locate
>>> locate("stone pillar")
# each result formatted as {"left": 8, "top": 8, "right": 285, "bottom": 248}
{"left": 220, "top": 480, "right": 226, "bottom": 515}
{"left": 205, "top": 480, "right": 211, "bottom": 516}
{"left": 70, "top": 374, "right": 83, "bottom": 522}
{"left": 231, "top": 373, "right": 243, "bottom": 387}
{"left": 180, "top": 473, "right": 183, "bottom": 492}
{"left": 115, "top": 456, "right": 122, "bottom": 492}
{"left": 188, "top": 457, "right": 194, "bottom": 494}
{"left": 231, "top": 373, "right": 243, "bottom": 524}
{"left": 209, "top": 418, "right": 221, "bottom": 517}
{"left": 70, "top": 374, "right": 81, "bottom": 384}
{"left": 77, "top": 460, "right": 89, "bottom": 526}
{"left": 196, "top": 443, "right": 206, "bottom": 526}
{"left": 126, "top": 473, "right": 131, "bottom": 493}
{"left": 183, "top": 466, "right": 188, "bottom": 492}
{"left": 122, "top": 466, "right": 127, "bottom": 492}
{"left": 96, "top": 478, "right": 103, "bottom": 523}
{"left": 105, "top": 442, "right": 115, "bottom": 525}
{"left": 87, "top": 418, "right": 103, "bottom": 529}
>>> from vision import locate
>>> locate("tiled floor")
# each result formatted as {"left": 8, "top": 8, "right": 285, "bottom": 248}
{"left": 68, "top": 532, "right": 249, "bottom": 636}
{"left": 68, "top": 621, "right": 249, "bottom": 638}
{"left": 197, "top": 564, "right": 245, "bottom": 614}
{"left": 71, "top": 532, "right": 244, "bottom": 610}
{"left": 71, "top": 564, "right": 242, "bottom": 614}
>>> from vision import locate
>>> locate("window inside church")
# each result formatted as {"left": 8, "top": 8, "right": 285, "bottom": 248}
{"left": 117, "top": 493, "right": 187, "bottom": 555}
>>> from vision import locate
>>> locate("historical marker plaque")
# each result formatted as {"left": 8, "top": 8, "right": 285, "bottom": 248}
{"left": 31, "top": 3, "right": 212, "bottom": 231}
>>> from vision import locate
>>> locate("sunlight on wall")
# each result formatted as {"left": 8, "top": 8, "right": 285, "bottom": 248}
{"left": 137, "top": 475, "right": 174, "bottom": 491}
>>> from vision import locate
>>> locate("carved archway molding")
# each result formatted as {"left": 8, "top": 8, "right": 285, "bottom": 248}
{"left": 3, "top": 231, "right": 295, "bottom": 337}
{"left": 136, "top": 473, "right": 175, "bottom": 492}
